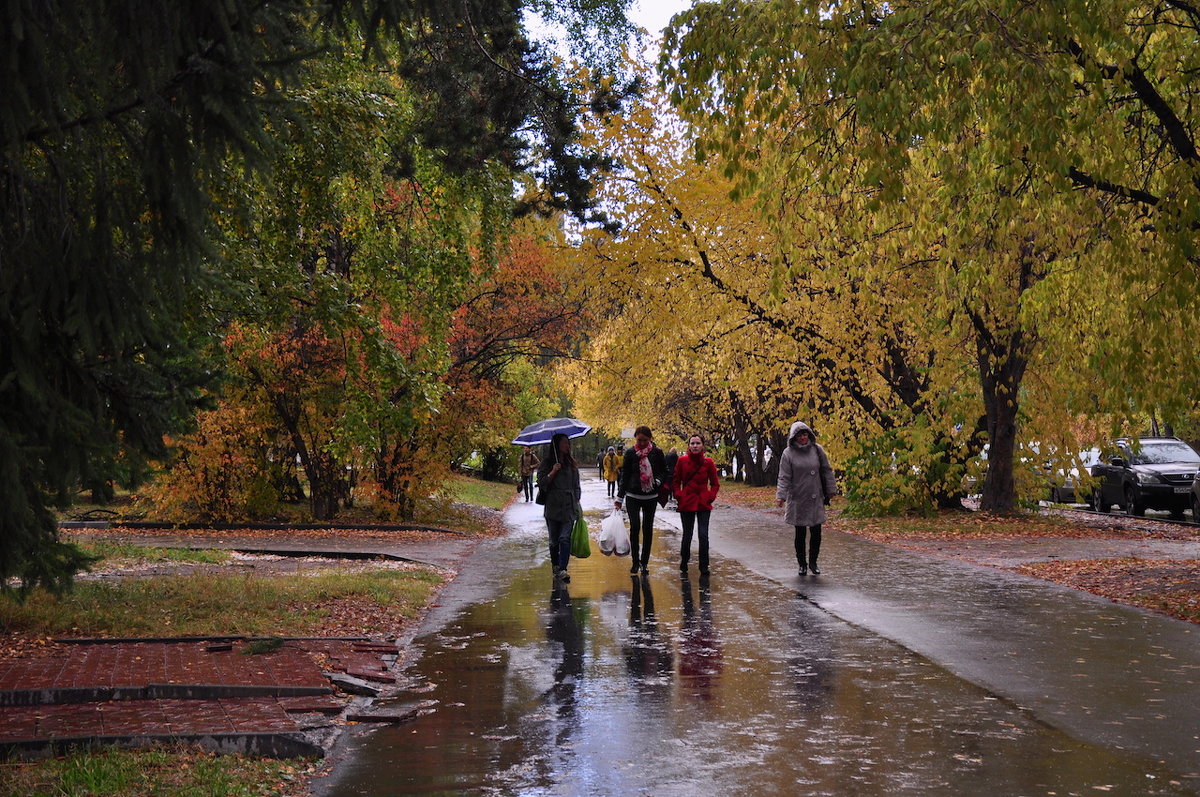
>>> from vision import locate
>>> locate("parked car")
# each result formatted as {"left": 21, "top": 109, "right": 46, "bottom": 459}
{"left": 1089, "top": 437, "right": 1200, "bottom": 517}
{"left": 1047, "top": 447, "right": 1102, "bottom": 504}
{"left": 1193, "top": 475, "right": 1200, "bottom": 521}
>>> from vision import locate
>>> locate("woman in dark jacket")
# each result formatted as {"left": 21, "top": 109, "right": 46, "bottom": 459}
{"left": 614, "top": 425, "right": 667, "bottom": 575}
{"left": 775, "top": 421, "right": 837, "bottom": 575}
{"left": 538, "top": 432, "right": 583, "bottom": 582}
{"left": 673, "top": 433, "right": 720, "bottom": 575}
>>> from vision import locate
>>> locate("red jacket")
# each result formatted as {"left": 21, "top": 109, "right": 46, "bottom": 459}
{"left": 672, "top": 452, "right": 720, "bottom": 512}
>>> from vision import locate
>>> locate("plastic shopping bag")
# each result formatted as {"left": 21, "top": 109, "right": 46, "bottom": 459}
{"left": 599, "top": 510, "right": 620, "bottom": 555}
{"left": 601, "top": 510, "right": 630, "bottom": 557}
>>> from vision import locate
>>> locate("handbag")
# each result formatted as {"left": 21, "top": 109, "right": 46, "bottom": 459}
{"left": 535, "top": 484, "right": 546, "bottom": 505}
{"left": 570, "top": 504, "right": 591, "bottom": 558}
{"left": 657, "top": 482, "right": 672, "bottom": 508}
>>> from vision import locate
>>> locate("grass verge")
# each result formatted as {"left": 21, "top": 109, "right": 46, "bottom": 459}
{"left": 0, "top": 745, "right": 315, "bottom": 797}
{"left": 446, "top": 474, "right": 518, "bottom": 511}
{"left": 77, "top": 540, "right": 233, "bottom": 567}
{"left": 0, "top": 568, "right": 444, "bottom": 639}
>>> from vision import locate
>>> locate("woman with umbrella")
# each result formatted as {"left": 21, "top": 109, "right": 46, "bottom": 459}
{"left": 538, "top": 432, "right": 583, "bottom": 582}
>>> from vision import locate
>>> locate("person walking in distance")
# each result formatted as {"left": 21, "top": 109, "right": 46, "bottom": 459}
{"left": 776, "top": 421, "right": 837, "bottom": 576}
{"left": 519, "top": 446, "right": 540, "bottom": 502}
{"left": 615, "top": 426, "right": 667, "bottom": 575}
{"left": 673, "top": 434, "right": 720, "bottom": 576}
{"left": 602, "top": 446, "right": 621, "bottom": 498}
{"left": 538, "top": 433, "right": 582, "bottom": 582}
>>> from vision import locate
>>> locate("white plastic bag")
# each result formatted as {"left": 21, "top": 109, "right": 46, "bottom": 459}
{"left": 600, "top": 510, "right": 630, "bottom": 557}
{"left": 597, "top": 511, "right": 628, "bottom": 554}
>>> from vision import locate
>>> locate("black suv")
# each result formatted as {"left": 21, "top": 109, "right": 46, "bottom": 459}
{"left": 1089, "top": 437, "right": 1200, "bottom": 518}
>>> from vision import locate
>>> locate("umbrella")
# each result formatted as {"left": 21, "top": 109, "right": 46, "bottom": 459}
{"left": 511, "top": 417, "right": 592, "bottom": 447}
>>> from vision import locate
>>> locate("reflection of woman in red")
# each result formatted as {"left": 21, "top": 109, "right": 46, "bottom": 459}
{"left": 678, "top": 575, "right": 722, "bottom": 700}
{"left": 672, "top": 434, "right": 720, "bottom": 576}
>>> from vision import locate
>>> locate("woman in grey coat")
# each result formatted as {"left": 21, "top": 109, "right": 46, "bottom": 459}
{"left": 538, "top": 432, "right": 583, "bottom": 582}
{"left": 775, "top": 421, "right": 837, "bottom": 575}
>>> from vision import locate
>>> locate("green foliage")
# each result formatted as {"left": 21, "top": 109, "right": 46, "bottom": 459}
{"left": 2, "top": 0, "right": 637, "bottom": 589}
{"left": 657, "top": 0, "right": 1200, "bottom": 513}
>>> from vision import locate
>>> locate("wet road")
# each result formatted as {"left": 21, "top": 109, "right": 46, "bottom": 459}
{"left": 316, "top": 477, "right": 1200, "bottom": 795}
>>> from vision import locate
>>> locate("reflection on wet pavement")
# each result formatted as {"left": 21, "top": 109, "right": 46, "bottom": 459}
{"left": 316, "top": 481, "right": 1198, "bottom": 796}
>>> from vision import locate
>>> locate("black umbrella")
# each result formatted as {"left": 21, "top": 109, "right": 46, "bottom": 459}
{"left": 512, "top": 417, "right": 591, "bottom": 447}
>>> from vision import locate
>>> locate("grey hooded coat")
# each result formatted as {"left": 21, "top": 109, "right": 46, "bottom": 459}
{"left": 776, "top": 421, "right": 837, "bottom": 527}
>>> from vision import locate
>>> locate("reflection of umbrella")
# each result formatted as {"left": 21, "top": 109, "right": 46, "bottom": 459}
{"left": 512, "top": 417, "right": 592, "bottom": 446}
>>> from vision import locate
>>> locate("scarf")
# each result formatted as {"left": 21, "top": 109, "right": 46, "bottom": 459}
{"left": 635, "top": 441, "right": 654, "bottom": 492}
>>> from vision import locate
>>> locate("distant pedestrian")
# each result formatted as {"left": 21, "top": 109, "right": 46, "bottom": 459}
{"left": 518, "top": 446, "right": 540, "bottom": 502}
{"left": 615, "top": 426, "right": 667, "bottom": 575}
{"left": 664, "top": 446, "right": 680, "bottom": 508}
{"left": 602, "top": 446, "right": 621, "bottom": 498}
{"left": 539, "top": 432, "right": 582, "bottom": 582}
{"left": 673, "top": 434, "right": 720, "bottom": 575}
{"left": 775, "top": 421, "right": 836, "bottom": 576}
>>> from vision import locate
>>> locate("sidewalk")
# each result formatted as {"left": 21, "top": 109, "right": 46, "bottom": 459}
{"left": 693, "top": 499, "right": 1200, "bottom": 779}
{"left": 0, "top": 530, "right": 479, "bottom": 760}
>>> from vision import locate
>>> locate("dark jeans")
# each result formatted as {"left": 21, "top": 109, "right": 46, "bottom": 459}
{"left": 521, "top": 473, "right": 535, "bottom": 501}
{"left": 679, "top": 510, "right": 711, "bottom": 572}
{"left": 626, "top": 495, "right": 657, "bottom": 567}
{"left": 547, "top": 518, "right": 573, "bottom": 572}
{"left": 606, "top": 479, "right": 616, "bottom": 497}
{"left": 794, "top": 524, "right": 822, "bottom": 566}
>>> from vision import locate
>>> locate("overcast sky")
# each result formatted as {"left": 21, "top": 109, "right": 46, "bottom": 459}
{"left": 628, "top": 0, "right": 694, "bottom": 39}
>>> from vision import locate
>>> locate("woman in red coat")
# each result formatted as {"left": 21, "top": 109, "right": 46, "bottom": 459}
{"left": 672, "top": 434, "right": 720, "bottom": 576}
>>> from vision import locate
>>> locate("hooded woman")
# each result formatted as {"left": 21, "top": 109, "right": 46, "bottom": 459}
{"left": 602, "top": 445, "right": 621, "bottom": 498}
{"left": 538, "top": 432, "right": 583, "bottom": 582}
{"left": 775, "top": 421, "right": 837, "bottom": 575}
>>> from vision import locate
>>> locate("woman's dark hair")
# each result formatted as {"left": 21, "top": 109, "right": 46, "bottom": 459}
{"left": 634, "top": 425, "right": 652, "bottom": 438}
{"left": 689, "top": 433, "right": 704, "bottom": 445}
{"left": 548, "top": 432, "right": 577, "bottom": 467}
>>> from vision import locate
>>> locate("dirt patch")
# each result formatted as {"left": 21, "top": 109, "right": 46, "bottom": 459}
{"left": 828, "top": 506, "right": 1200, "bottom": 625}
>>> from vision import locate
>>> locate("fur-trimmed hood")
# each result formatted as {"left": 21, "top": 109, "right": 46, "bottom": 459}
{"left": 788, "top": 421, "right": 817, "bottom": 444}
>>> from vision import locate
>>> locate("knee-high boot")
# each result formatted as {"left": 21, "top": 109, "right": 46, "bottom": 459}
{"left": 809, "top": 526, "right": 822, "bottom": 574}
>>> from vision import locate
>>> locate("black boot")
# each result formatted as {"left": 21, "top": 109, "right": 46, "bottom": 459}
{"left": 798, "top": 560, "right": 807, "bottom": 576}
{"left": 809, "top": 532, "right": 822, "bottom": 575}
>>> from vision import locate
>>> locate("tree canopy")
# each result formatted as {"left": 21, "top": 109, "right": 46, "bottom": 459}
{"left": 651, "top": 0, "right": 1200, "bottom": 510}
{"left": 0, "top": 0, "right": 634, "bottom": 592}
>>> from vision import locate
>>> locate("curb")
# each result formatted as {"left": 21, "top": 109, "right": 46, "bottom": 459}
{"left": 0, "top": 731, "right": 325, "bottom": 760}
{"left": 0, "top": 683, "right": 333, "bottom": 708}
{"left": 59, "top": 520, "right": 466, "bottom": 534}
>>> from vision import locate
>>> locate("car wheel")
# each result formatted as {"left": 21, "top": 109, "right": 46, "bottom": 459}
{"left": 1091, "top": 489, "right": 1109, "bottom": 513}
{"left": 1192, "top": 492, "right": 1200, "bottom": 521}
{"left": 1124, "top": 486, "right": 1145, "bottom": 517}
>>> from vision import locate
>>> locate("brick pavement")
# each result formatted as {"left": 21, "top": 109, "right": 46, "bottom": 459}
{"left": 0, "top": 637, "right": 401, "bottom": 758}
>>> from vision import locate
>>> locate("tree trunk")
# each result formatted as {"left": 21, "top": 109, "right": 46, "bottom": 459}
{"left": 977, "top": 331, "right": 1030, "bottom": 514}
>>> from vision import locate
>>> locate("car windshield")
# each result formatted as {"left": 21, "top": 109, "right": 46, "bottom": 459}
{"left": 1129, "top": 441, "right": 1200, "bottom": 465}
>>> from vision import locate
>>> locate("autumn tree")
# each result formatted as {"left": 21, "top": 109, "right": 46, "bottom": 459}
{"left": 2, "top": 0, "right": 637, "bottom": 588}
{"left": 565, "top": 81, "right": 980, "bottom": 505}
{"left": 662, "top": 0, "right": 1200, "bottom": 512}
